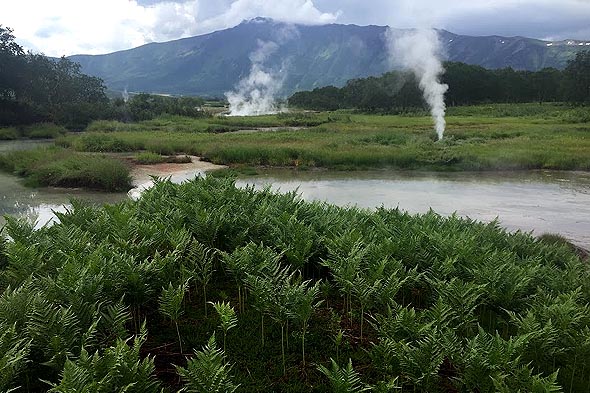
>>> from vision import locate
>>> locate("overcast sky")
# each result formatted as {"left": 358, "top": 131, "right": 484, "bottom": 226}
{"left": 4, "top": 0, "right": 590, "bottom": 57}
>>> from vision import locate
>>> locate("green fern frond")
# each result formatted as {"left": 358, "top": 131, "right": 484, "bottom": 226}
{"left": 212, "top": 301, "right": 238, "bottom": 333}
{"left": 0, "top": 323, "right": 31, "bottom": 392}
{"left": 176, "top": 334, "right": 239, "bottom": 393}
{"left": 158, "top": 281, "right": 188, "bottom": 322}
{"left": 317, "top": 358, "right": 371, "bottom": 393}
{"left": 49, "top": 324, "right": 161, "bottom": 393}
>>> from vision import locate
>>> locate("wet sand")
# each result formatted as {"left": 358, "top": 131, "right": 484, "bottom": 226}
{"left": 131, "top": 155, "right": 225, "bottom": 186}
{"left": 128, "top": 156, "right": 226, "bottom": 199}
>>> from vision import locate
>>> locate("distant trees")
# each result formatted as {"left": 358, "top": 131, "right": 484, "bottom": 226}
{"left": 0, "top": 25, "right": 208, "bottom": 130}
{"left": 289, "top": 72, "right": 422, "bottom": 112}
{"left": 0, "top": 26, "right": 25, "bottom": 100}
{"left": 124, "top": 93, "right": 206, "bottom": 121}
{"left": 563, "top": 51, "right": 590, "bottom": 103}
{"left": 289, "top": 52, "right": 590, "bottom": 111}
{"left": 1, "top": 25, "right": 110, "bottom": 129}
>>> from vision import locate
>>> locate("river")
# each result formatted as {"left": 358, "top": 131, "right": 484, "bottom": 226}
{"left": 0, "top": 140, "right": 589, "bottom": 248}
{"left": 235, "top": 169, "right": 590, "bottom": 249}
{"left": 0, "top": 140, "right": 126, "bottom": 228}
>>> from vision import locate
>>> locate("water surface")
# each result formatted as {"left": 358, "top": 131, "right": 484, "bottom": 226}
{"left": 237, "top": 170, "right": 590, "bottom": 249}
{"left": 0, "top": 172, "right": 126, "bottom": 229}
{"left": 1, "top": 137, "right": 589, "bottom": 248}
{"left": 0, "top": 140, "right": 125, "bottom": 228}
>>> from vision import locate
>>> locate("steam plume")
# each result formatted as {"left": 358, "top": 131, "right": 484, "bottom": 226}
{"left": 225, "top": 40, "right": 285, "bottom": 116}
{"left": 388, "top": 29, "right": 448, "bottom": 140}
{"left": 122, "top": 87, "right": 129, "bottom": 103}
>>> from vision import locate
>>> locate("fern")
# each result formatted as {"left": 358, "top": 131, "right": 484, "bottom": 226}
{"left": 211, "top": 301, "right": 238, "bottom": 353}
{"left": 99, "top": 301, "right": 131, "bottom": 343}
{"left": 49, "top": 324, "right": 162, "bottom": 393}
{"left": 176, "top": 334, "right": 239, "bottom": 393}
{"left": 288, "top": 279, "right": 323, "bottom": 366}
{"left": 459, "top": 327, "right": 528, "bottom": 392}
{"left": 159, "top": 281, "right": 188, "bottom": 353}
{"left": 317, "top": 358, "right": 371, "bottom": 393}
{"left": 186, "top": 240, "right": 216, "bottom": 316}
{"left": 0, "top": 323, "right": 31, "bottom": 392}
{"left": 25, "top": 299, "right": 83, "bottom": 371}
{"left": 492, "top": 367, "right": 562, "bottom": 393}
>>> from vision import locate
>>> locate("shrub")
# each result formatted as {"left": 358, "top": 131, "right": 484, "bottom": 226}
{"left": 135, "top": 152, "right": 166, "bottom": 164}
{"left": 0, "top": 147, "right": 132, "bottom": 191}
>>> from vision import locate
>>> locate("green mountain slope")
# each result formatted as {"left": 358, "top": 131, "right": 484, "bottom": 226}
{"left": 69, "top": 18, "right": 588, "bottom": 97}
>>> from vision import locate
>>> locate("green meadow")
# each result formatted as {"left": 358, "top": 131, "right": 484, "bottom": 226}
{"left": 0, "top": 104, "right": 588, "bottom": 191}
{"left": 54, "top": 104, "right": 590, "bottom": 172}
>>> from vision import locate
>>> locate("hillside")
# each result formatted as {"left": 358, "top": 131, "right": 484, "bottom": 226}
{"left": 70, "top": 18, "right": 588, "bottom": 97}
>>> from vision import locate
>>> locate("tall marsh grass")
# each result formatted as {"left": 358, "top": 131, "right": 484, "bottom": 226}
{"left": 0, "top": 147, "right": 131, "bottom": 191}
{"left": 0, "top": 123, "right": 66, "bottom": 140}
{"left": 54, "top": 104, "right": 590, "bottom": 172}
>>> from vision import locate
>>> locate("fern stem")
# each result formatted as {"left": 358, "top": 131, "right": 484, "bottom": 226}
{"left": 302, "top": 322, "right": 307, "bottom": 367}
{"left": 238, "top": 285, "right": 242, "bottom": 313}
{"left": 570, "top": 352, "right": 577, "bottom": 393}
{"left": 175, "top": 321, "right": 183, "bottom": 354}
{"left": 360, "top": 306, "right": 364, "bottom": 340}
{"left": 203, "top": 286, "right": 207, "bottom": 317}
{"left": 281, "top": 323, "right": 286, "bottom": 375}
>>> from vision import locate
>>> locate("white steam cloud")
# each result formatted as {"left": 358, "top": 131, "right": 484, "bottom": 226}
{"left": 388, "top": 29, "right": 448, "bottom": 140}
{"left": 225, "top": 23, "right": 298, "bottom": 116}
{"left": 225, "top": 40, "right": 285, "bottom": 116}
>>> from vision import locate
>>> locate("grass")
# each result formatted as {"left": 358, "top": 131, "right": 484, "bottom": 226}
{"left": 135, "top": 151, "right": 167, "bottom": 164}
{"left": 135, "top": 152, "right": 193, "bottom": 164}
{"left": 0, "top": 123, "right": 66, "bottom": 140}
{"left": 84, "top": 112, "right": 334, "bottom": 134}
{"left": 57, "top": 104, "right": 590, "bottom": 171}
{"left": 1, "top": 176, "right": 588, "bottom": 392}
{"left": 0, "top": 147, "right": 132, "bottom": 191}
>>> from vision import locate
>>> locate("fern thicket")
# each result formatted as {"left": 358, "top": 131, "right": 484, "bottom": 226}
{"left": 176, "top": 334, "right": 239, "bottom": 393}
{"left": 0, "top": 176, "right": 588, "bottom": 392}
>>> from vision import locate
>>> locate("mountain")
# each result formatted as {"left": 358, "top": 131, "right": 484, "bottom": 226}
{"left": 69, "top": 18, "right": 589, "bottom": 98}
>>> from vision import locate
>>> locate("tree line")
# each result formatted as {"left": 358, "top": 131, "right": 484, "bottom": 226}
{"left": 3, "top": 23, "right": 588, "bottom": 128}
{"left": 0, "top": 26, "right": 207, "bottom": 129}
{"left": 288, "top": 52, "right": 590, "bottom": 112}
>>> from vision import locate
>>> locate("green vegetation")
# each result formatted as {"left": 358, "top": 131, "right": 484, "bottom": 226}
{"left": 57, "top": 106, "right": 590, "bottom": 171}
{"left": 289, "top": 53, "right": 590, "bottom": 112}
{"left": 135, "top": 151, "right": 167, "bottom": 164}
{"left": 86, "top": 112, "right": 336, "bottom": 134}
{"left": 0, "top": 147, "right": 132, "bottom": 191}
{"left": 1, "top": 176, "right": 589, "bottom": 392}
{"left": 0, "top": 26, "right": 109, "bottom": 129}
{"left": 0, "top": 123, "right": 66, "bottom": 140}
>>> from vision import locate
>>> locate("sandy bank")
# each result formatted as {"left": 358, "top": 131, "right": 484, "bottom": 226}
{"left": 128, "top": 155, "right": 226, "bottom": 200}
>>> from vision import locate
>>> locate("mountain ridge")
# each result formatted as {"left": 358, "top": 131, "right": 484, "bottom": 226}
{"left": 69, "top": 18, "right": 589, "bottom": 98}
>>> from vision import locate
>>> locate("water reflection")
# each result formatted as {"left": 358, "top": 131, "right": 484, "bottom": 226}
{"left": 0, "top": 173, "right": 125, "bottom": 229}
{"left": 1, "top": 146, "right": 589, "bottom": 250}
{"left": 237, "top": 170, "right": 590, "bottom": 249}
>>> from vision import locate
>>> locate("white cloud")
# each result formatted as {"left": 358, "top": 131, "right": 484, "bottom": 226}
{"left": 194, "top": 0, "right": 339, "bottom": 32}
{"left": 2, "top": 0, "right": 589, "bottom": 56}
{"left": 320, "top": 0, "right": 590, "bottom": 40}
{"left": 2, "top": 0, "right": 339, "bottom": 57}
{"left": 5, "top": 0, "right": 158, "bottom": 56}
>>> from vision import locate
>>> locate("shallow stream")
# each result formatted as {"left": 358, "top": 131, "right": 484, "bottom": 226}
{"left": 236, "top": 170, "right": 590, "bottom": 249}
{"left": 1, "top": 140, "right": 589, "bottom": 248}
